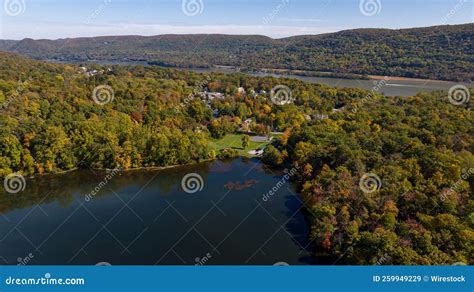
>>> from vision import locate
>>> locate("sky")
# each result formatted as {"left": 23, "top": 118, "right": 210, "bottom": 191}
{"left": 0, "top": 0, "right": 473, "bottom": 39}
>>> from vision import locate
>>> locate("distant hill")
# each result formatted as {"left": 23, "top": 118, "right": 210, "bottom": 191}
{"left": 1, "top": 24, "right": 473, "bottom": 82}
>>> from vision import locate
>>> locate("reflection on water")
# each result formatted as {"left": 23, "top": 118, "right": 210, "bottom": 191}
{"left": 0, "top": 158, "right": 317, "bottom": 265}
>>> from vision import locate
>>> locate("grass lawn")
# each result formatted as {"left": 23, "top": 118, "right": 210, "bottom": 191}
{"left": 209, "top": 134, "right": 277, "bottom": 157}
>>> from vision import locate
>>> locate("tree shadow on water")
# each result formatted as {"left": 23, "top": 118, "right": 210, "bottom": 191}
{"left": 283, "top": 194, "right": 320, "bottom": 265}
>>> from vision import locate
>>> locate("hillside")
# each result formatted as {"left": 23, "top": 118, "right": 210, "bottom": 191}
{"left": 0, "top": 24, "right": 473, "bottom": 82}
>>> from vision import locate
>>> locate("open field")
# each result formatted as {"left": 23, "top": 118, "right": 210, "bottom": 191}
{"left": 209, "top": 134, "right": 278, "bottom": 157}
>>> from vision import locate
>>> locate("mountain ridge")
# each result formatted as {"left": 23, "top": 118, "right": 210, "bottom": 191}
{"left": 1, "top": 23, "right": 472, "bottom": 82}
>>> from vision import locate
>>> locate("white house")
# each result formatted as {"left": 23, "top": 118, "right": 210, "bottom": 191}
{"left": 237, "top": 87, "right": 246, "bottom": 95}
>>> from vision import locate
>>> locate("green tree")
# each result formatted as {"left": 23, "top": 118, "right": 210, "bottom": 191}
{"left": 241, "top": 135, "right": 250, "bottom": 149}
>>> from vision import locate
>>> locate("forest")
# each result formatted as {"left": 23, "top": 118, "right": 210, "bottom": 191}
{"left": 0, "top": 24, "right": 472, "bottom": 82}
{"left": 0, "top": 51, "right": 472, "bottom": 265}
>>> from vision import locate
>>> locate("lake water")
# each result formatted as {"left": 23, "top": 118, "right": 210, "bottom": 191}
{"left": 0, "top": 158, "right": 317, "bottom": 265}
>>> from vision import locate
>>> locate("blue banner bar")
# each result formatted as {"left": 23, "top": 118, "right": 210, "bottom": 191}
{"left": 0, "top": 266, "right": 472, "bottom": 291}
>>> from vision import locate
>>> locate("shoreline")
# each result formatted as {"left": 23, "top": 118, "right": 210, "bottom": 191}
{"left": 208, "top": 66, "right": 470, "bottom": 84}
{"left": 252, "top": 68, "right": 465, "bottom": 84}
{"left": 23, "top": 157, "right": 258, "bottom": 180}
{"left": 26, "top": 160, "right": 212, "bottom": 179}
{"left": 367, "top": 75, "right": 456, "bottom": 83}
{"left": 95, "top": 159, "right": 216, "bottom": 173}
{"left": 44, "top": 59, "right": 470, "bottom": 84}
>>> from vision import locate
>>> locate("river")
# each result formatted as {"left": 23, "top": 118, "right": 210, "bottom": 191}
{"left": 0, "top": 158, "right": 317, "bottom": 265}
{"left": 50, "top": 59, "right": 467, "bottom": 97}
{"left": 4, "top": 61, "right": 466, "bottom": 266}
{"left": 188, "top": 67, "right": 464, "bottom": 97}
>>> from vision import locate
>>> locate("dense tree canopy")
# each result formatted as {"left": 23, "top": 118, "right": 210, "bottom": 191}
{"left": 263, "top": 89, "right": 473, "bottom": 265}
{"left": 1, "top": 24, "right": 473, "bottom": 82}
{"left": 0, "top": 52, "right": 472, "bottom": 265}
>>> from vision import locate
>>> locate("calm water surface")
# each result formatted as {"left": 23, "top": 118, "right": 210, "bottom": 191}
{"left": 0, "top": 158, "right": 316, "bottom": 265}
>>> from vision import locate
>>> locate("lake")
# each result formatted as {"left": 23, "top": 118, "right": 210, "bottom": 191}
{"left": 0, "top": 158, "right": 317, "bottom": 265}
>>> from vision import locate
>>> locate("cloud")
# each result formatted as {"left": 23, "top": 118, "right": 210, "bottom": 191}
{"left": 281, "top": 18, "right": 327, "bottom": 23}
{"left": 0, "top": 21, "right": 344, "bottom": 40}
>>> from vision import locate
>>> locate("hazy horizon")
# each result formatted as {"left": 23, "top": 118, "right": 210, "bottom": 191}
{"left": 1, "top": 22, "right": 473, "bottom": 41}
{"left": 0, "top": 0, "right": 473, "bottom": 40}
